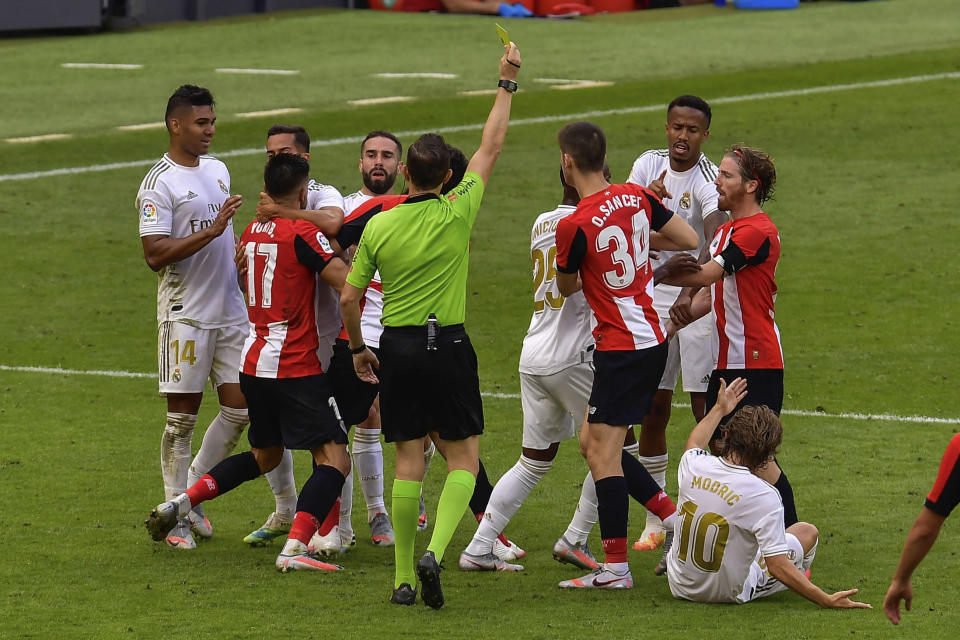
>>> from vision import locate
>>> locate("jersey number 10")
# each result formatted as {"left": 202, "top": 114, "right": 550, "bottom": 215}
{"left": 244, "top": 242, "right": 278, "bottom": 309}
{"left": 675, "top": 499, "right": 730, "bottom": 573}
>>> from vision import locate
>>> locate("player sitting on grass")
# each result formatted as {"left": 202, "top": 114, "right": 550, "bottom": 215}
{"left": 146, "top": 153, "right": 352, "bottom": 573}
{"left": 665, "top": 377, "right": 872, "bottom": 610}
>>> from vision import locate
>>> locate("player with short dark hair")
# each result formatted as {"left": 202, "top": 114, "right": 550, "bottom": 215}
{"left": 340, "top": 43, "right": 522, "bottom": 608}
{"left": 553, "top": 120, "right": 699, "bottom": 589}
{"left": 662, "top": 144, "right": 798, "bottom": 528}
{"left": 884, "top": 433, "right": 960, "bottom": 624}
{"left": 138, "top": 84, "right": 252, "bottom": 549}
{"left": 624, "top": 94, "right": 725, "bottom": 552}
{"left": 666, "top": 378, "right": 871, "bottom": 611}
{"left": 146, "top": 153, "right": 353, "bottom": 573}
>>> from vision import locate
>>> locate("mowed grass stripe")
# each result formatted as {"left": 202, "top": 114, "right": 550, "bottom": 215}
{"left": 4, "top": 364, "right": 958, "bottom": 424}
{"left": 2, "top": 71, "right": 957, "bottom": 183}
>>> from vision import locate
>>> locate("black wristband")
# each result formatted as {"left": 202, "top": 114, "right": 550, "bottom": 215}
{"left": 498, "top": 79, "right": 518, "bottom": 93}
{"left": 350, "top": 344, "right": 368, "bottom": 355}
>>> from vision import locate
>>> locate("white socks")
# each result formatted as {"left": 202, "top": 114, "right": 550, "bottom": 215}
{"left": 637, "top": 453, "right": 668, "bottom": 531}
{"left": 564, "top": 471, "right": 597, "bottom": 546}
{"left": 161, "top": 412, "right": 197, "bottom": 500}
{"left": 466, "top": 456, "right": 551, "bottom": 555}
{"left": 187, "top": 405, "right": 248, "bottom": 487}
{"left": 353, "top": 427, "right": 386, "bottom": 521}
{"left": 266, "top": 448, "right": 297, "bottom": 519}
{"left": 339, "top": 445, "right": 354, "bottom": 539}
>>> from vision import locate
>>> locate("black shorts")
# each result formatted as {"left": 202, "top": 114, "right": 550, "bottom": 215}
{"left": 327, "top": 339, "right": 380, "bottom": 426}
{"left": 378, "top": 324, "right": 484, "bottom": 443}
{"left": 587, "top": 342, "right": 668, "bottom": 426}
{"left": 705, "top": 368, "right": 784, "bottom": 439}
{"left": 239, "top": 372, "right": 349, "bottom": 450}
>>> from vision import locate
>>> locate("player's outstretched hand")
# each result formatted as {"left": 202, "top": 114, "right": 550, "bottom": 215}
{"left": 669, "top": 288, "right": 699, "bottom": 327}
{"left": 353, "top": 348, "right": 380, "bottom": 385}
{"left": 648, "top": 170, "right": 674, "bottom": 201}
{"left": 715, "top": 378, "right": 747, "bottom": 416}
{"left": 256, "top": 192, "right": 279, "bottom": 222}
{"left": 659, "top": 253, "right": 700, "bottom": 282}
{"left": 883, "top": 579, "right": 912, "bottom": 624}
{"left": 500, "top": 43, "right": 521, "bottom": 82}
{"left": 825, "top": 588, "right": 872, "bottom": 610}
{"left": 212, "top": 194, "right": 242, "bottom": 234}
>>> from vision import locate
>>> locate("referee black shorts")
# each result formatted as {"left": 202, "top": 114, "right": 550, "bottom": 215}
{"left": 327, "top": 338, "right": 380, "bottom": 426}
{"left": 240, "top": 372, "right": 349, "bottom": 451}
{"left": 587, "top": 341, "right": 668, "bottom": 426}
{"left": 705, "top": 368, "right": 784, "bottom": 440}
{"left": 378, "top": 324, "right": 484, "bottom": 443}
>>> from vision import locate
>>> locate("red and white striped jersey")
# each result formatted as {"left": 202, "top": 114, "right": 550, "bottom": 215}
{"left": 336, "top": 194, "right": 407, "bottom": 348}
{"left": 555, "top": 183, "right": 674, "bottom": 352}
{"left": 239, "top": 218, "right": 337, "bottom": 378}
{"left": 709, "top": 212, "right": 783, "bottom": 370}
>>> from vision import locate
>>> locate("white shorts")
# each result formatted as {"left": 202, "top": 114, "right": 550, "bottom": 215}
{"left": 157, "top": 321, "right": 245, "bottom": 395}
{"left": 659, "top": 313, "right": 713, "bottom": 393}
{"left": 520, "top": 362, "right": 593, "bottom": 450}
{"left": 738, "top": 533, "right": 808, "bottom": 603}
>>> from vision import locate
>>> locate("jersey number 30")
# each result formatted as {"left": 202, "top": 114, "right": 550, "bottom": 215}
{"left": 675, "top": 499, "right": 729, "bottom": 573}
{"left": 244, "top": 242, "right": 278, "bottom": 308}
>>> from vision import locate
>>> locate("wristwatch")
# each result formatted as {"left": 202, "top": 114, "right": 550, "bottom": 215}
{"left": 498, "top": 79, "right": 518, "bottom": 93}
{"left": 350, "top": 344, "right": 368, "bottom": 355}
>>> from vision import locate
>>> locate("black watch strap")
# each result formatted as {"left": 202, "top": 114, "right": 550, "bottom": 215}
{"left": 350, "top": 344, "right": 368, "bottom": 355}
{"left": 498, "top": 79, "right": 518, "bottom": 93}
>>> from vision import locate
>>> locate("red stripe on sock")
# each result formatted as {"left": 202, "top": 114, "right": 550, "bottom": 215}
{"left": 644, "top": 490, "right": 677, "bottom": 522}
{"left": 476, "top": 512, "right": 510, "bottom": 546}
{"left": 317, "top": 498, "right": 341, "bottom": 536}
{"left": 602, "top": 537, "right": 628, "bottom": 564}
{"left": 185, "top": 475, "right": 219, "bottom": 507}
{"left": 289, "top": 511, "right": 320, "bottom": 545}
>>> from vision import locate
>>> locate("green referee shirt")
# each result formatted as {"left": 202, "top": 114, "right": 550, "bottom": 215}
{"left": 346, "top": 171, "right": 485, "bottom": 327}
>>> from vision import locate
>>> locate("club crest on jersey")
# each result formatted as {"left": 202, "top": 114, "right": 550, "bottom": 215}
{"left": 218, "top": 179, "right": 229, "bottom": 195}
{"left": 172, "top": 368, "right": 182, "bottom": 383}
{"left": 141, "top": 202, "right": 158, "bottom": 224}
{"left": 316, "top": 232, "right": 333, "bottom": 254}
{"left": 679, "top": 192, "right": 691, "bottom": 210}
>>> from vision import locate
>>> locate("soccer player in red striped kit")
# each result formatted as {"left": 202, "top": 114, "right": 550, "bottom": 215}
{"left": 146, "top": 153, "right": 353, "bottom": 572}
{"left": 663, "top": 144, "right": 798, "bottom": 528}
{"left": 554, "top": 121, "right": 699, "bottom": 588}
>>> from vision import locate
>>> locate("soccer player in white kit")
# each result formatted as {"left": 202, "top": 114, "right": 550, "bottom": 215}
{"left": 626, "top": 95, "right": 726, "bottom": 552}
{"left": 137, "top": 85, "right": 251, "bottom": 549}
{"left": 242, "top": 124, "right": 350, "bottom": 547}
{"left": 666, "top": 377, "right": 870, "bottom": 611}
{"left": 459, "top": 170, "right": 595, "bottom": 571}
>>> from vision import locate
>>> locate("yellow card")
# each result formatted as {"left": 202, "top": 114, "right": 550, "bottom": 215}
{"left": 495, "top": 23, "right": 511, "bottom": 47}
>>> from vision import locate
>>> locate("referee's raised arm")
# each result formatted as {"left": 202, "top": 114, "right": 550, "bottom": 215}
{"left": 466, "top": 43, "right": 522, "bottom": 186}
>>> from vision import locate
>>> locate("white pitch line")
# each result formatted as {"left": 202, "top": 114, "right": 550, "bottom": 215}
{"left": 459, "top": 89, "right": 499, "bottom": 97}
{"left": 2, "top": 364, "right": 958, "bottom": 425}
{"left": 3, "top": 71, "right": 957, "bottom": 183}
{"left": 216, "top": 67, "right": 299, "bottom": 75}
{"left": 61, "top": 63, "right": 142, "bottom": 70}
{"left": 348, "top": 96, "right": 415, "bottom": 106}
{"left": 116, "top": 122, "right": 166, "bottom": 131}
{"left": 6, "top": 133, "right": 73, "bottom": 144}
{"left": 235, "top": 107, "right": 303, "bottom": 119}
{"left": 376, "top": 73, "right": 457, "bottom": 79}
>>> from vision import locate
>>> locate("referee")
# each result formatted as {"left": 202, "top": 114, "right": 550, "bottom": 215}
{"left": 340, "top": 43, "right": 522, "bottom": 608}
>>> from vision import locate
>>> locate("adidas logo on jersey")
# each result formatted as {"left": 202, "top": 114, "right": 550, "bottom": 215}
{"left": 185, "top": 191, "right": 199, "bottom": 200}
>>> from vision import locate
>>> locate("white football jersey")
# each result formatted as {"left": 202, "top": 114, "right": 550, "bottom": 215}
{"left": 666, "top": 448, "right": 790, "bottom": 604}
{"left": 307, "top": 180, "right": 346, "bottom": 359}
{"left": 137, "top": 154, "right": 246, "bottom": 329}
{"left": 342, "top": 191, "right": 385, "bottom": 347}
{"left": 627, "top": 150, "right": 721, "bottom": 314}
{"left": 518, "top": 205, "right": 594, "bottom": 376}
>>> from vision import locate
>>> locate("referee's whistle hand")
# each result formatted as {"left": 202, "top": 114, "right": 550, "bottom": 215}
{"left": 500, "top": 44, "right": 521, "bottom": 81}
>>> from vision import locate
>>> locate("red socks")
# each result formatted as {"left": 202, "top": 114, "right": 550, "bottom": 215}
{"left": 644, "top": 490, "right": 677, "bottom": 522}
{"left": 185, "top": 475, "right": 219, "bottom": 507}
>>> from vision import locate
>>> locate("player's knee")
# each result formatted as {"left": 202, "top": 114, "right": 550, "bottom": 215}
{"left": 164, "top": 412, "right": 197, "bottom": 440}
{"left": 219, "top": 405, "right": 249, "bottom": 429}
{"left": 788, "top": 521, "right": 819, "bottom": 551}
{"left": 252, "top": 446, "right": 284, "bottom": 474}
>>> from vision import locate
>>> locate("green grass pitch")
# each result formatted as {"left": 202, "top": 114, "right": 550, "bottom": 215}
{"left": 1, "top": 1, "right": 959, "bottom": 637}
